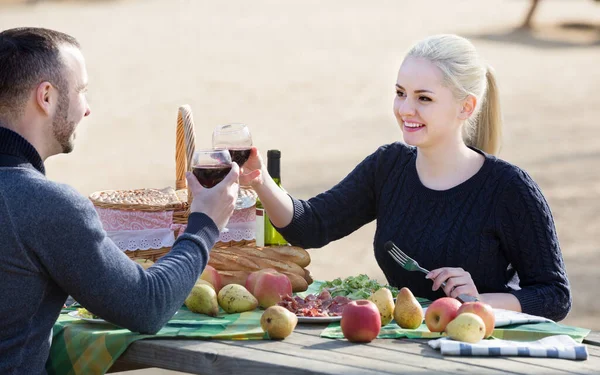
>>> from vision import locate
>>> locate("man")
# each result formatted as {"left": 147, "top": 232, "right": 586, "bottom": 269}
{"left": 0, "top": 27, "right": 239, "bottom": 374}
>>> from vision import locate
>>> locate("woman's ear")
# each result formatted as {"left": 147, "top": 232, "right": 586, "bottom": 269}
{"left": 459, "top": 95, "right": 477, "bottom": 120}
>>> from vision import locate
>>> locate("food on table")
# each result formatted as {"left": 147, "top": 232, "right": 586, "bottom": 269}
{"left": 217, "top": 284, "right": 258, "bottom": 314}
{"left": 209, "top": 249, "right": 305, "bottom": 276}
{"left": 278, "top": 290, "right": 351, "bottom": 317}
{"left": 456, "top": 301, "right": 495, "bottom": 338}
{"left": 245, "top": 268, "right": 278, "bottom": 294}
{"left": 341, "top": 300, "right": 381, "bottom": 343}
{"left": 253, "top": 270, "right": 293, "bottom": 309}
{"left": 424, "top": 297, "right": 461, "bottom": 332}
{"left": 76, "top": 308, "right": 98, "bottom": 319}
{"left": 318, "top": 274, "right": 399, "bottom": 300}
{"left": 260, "top": 305, "right": 298, "bottom": 339}
{"left": 368, "top": 288, "right": 395, "bottom": 326}
{"left": 194, "top": 279, "right": 215, "bottom": 291}
{"left": 200, "top": 265, "right": 223, "bottom": 292}
{"left": 217, "top": 270, "right": 308, "bottom": 293}
{"left": 393, "top": 287, "right": 423, "bottom": 329}
{"left": 445, "top": 312, "right": 486, "bottom": 343}
{"left": 185, "top": 284, "right": 219, "bottom": 317}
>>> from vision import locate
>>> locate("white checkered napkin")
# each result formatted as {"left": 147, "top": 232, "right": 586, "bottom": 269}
{"left": 428, "top": 335, "right": 588, "bottom": 360}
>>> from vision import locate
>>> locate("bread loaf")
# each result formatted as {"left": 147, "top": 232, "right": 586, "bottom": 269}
{"left": 210, "top": 249, "right": 305, "bottom": 276}
{"left": 216, "top": 270, "right": 308, "bottom": 293}
{"left": 214, "top": 246, "right": 310, "bottom": 268}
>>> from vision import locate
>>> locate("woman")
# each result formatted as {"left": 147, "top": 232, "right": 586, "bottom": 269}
{"left": 241, "top": 34, "right": 571, "bottom": 321}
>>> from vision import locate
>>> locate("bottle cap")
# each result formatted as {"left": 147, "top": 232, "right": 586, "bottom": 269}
{"left": 267, "top": 150, "right": 281, "bottom": 159}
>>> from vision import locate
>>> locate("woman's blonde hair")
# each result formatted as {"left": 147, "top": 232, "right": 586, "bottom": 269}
{"left": 405, "top": 34, "right": 502, "bottom": 155}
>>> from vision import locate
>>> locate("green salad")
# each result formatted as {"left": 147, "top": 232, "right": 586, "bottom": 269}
{"left": 318, "top": 274, "right": 399, "bottom": 300}
{"left": 77, "top": 308, "right": 99, "bottom": 319}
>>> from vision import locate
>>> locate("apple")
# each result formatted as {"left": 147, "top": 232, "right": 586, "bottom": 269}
{"left": 200, "top": 265, "right": 223, "bottom": 292}
{"left": 457, "top": 301, "right": 495, "bottom": 338}
{"left": 425, "top": 297, "right": 462, "bottom": 332}
{"left": 253, "top": 271, "right": 293, "bottom": 308}
{"left": 245, "top": 268, "right": 278, "bottom": 294}
{"left": 341, "top": 300, "right": 381, "bottom": 343}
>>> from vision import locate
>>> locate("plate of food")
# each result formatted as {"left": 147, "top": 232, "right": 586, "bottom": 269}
{"left": 279, "top": 291, "right": 349, "bottom": 324}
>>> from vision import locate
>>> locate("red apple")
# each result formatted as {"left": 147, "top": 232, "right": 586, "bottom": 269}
{"left": 253, "top": 271, "right": 293, "bottom": 308}
{"left": 245, "top": 268, "right": 278, "bottom": 294}
{"left": 457, "top": 301, "right": 495, "bottom": 338}
{"left": 341, "top": 300, "right": 381, "bottom": 343}
{"left": 200, "top": 265, "right": 223, "bottom": 292}
{"left": 425, "top": 297, "right": 462, "bottom": 332}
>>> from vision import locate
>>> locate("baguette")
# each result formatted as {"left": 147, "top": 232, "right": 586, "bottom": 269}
{"left": 257, "top": 246, "right": 311, "bottom": 268}
{"left": 210, "top": 249, "right": 305, "bottom": 276}
{"left": 217, "top": 270, "right": 308, "bottom": 293}
{"left": 213, "top": 246, "right": 310, "bottom": 268}
{"left": 303, "top": 268, "right": 314, "bottom": 285}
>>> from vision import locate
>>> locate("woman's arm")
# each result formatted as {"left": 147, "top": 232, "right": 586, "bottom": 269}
{"left": 496, "top": 170, "right": 571, "bottom": 321}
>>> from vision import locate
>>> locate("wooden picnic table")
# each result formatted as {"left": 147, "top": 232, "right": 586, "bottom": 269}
{"left": 109, "top": 326, "right": 600, "bottom": 374}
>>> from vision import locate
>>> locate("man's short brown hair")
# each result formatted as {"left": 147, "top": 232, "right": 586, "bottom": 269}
{"left": 0, "top": 27, "right": 80, "bottom": 122}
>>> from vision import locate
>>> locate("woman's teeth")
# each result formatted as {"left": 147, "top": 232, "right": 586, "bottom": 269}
{"left": 404, "top": 122, "right": 424, "bottom": 128}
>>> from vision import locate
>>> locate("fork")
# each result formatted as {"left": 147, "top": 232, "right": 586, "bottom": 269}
{"left": 384, "top": 241, "right": 478, "bottom": 303}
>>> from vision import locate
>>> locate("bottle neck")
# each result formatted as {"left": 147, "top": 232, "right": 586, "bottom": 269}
{"left": 267, "top": 151, "right": 281, "bottom": 183}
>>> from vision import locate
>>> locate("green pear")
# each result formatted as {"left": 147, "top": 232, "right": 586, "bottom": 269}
{"left": 445, "top": 312, "right": 486, "bottom": 343}
{"left": 185, "top": 284, "right": 219, "bottom": 317}
{"left": 368, "top": 288, "right": 395, "bottom": 326}
{"left": 393, "top": 287, "right": 424, "bottom": 329}
{"left": 217, "top": 284, "right": 258, "bottom": 314}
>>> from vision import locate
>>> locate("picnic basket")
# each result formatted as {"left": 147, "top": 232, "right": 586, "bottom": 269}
{"left": 89, "top": 105, "right": 256, "bottom": 261}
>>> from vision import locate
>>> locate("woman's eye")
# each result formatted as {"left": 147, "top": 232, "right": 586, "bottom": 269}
{"left": 419, "top": 96, "right": 431, "bottom": 102}
{"left": 396, "top": 91, "right": 405, "bottom": 98}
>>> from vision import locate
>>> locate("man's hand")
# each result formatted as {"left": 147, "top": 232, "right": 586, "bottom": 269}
{"left": 185, "top": 163, "right": 240, "bottom": 231}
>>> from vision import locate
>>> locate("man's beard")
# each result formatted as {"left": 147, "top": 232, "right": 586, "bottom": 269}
{"left": 52, "top": 91, "right": 76, "bottom": 154}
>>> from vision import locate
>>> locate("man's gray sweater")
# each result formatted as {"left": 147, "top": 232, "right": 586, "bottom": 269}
{"left": 0, "top": 126, "right": 219, "bottom": 374}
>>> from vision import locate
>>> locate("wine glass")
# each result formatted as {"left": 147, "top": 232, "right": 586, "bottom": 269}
{"left": 212, "top": 123, "right": 254, "bottom": 209}
{"left": 191, "top": 149, "right": 232, "bottom": 188}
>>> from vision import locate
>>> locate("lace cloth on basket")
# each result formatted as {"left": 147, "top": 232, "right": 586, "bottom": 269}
{"left": 95, "top": 206, "right": 256, "bottom": 251}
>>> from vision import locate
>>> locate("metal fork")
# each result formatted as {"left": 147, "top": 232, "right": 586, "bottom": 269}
{"left": 384, "top": 241, "right": 477, "bottom": 303}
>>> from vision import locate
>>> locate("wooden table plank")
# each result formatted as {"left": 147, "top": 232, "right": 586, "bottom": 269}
{"left": 114, "top": 325, "right": 600, "bottom": 374}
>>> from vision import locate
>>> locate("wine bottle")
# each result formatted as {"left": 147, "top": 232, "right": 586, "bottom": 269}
{"left": 255, "top": 150, "right": 289, "bottom": 246}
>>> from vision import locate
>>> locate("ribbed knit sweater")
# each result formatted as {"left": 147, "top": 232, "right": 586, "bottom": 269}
{"left": 0, "top": 126, "right": 219, "bottom": 374}
{"left": 277, "top": 142, "right": 571, "bottom": 321}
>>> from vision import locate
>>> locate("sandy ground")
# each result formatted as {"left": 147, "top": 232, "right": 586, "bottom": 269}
{"left": 1, "top": 0, "right": 599, "bottom": 330}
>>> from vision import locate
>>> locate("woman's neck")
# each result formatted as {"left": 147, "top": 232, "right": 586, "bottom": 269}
{"left": 415, "top": 141, "right": 484, "bottom": 191}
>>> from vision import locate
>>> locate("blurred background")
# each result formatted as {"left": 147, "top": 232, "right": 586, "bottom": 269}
{"left": 1, "top": 0, "right": 599, "bottom": 329}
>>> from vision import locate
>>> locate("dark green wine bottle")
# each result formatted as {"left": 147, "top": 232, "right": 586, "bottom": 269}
{"left": 263, "top": 150, "right": 288, "bottom": 246}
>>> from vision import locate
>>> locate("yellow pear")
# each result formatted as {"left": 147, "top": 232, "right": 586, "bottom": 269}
{"left": 368, "top": 288, "right": 395, "bottom": 326}
{"left": 260, "top": 305, "right": 298, "bottom": 339}
{"left": 195, "top": 278, "right": 215, "bottom": 290}
{"left": 393, "top": 287, "right": 424, "bottom": 329}
{"left": 185, "top": 284, "right": 219, "bottom": 317}
{"left": 217, "top": 284, "right": 258, "bottom": 314}
{"left": 445, "top": 312, "right": 486, "bottom": 343}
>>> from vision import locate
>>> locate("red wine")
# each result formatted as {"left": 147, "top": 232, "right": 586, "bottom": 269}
{"left": 192, "top": 165, "right": 232, "bottom": 188}
{"left": 228, "top": 148, "right": 251, "bottom": 167}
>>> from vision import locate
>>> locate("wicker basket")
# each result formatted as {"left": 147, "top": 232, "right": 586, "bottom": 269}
{"left": 89, "top": 105, "right": 256, "bottom": 261}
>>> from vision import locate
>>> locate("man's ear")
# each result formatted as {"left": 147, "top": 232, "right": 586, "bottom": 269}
{"left": 459, "top": 95, "right": 477, "bottom": 120}
{"left": 35, "top": 82, "right": 56, "bottom": 116}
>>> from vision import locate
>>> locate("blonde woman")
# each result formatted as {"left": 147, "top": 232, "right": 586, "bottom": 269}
{"left": 242, "top": 34, "right": 571, "bottom": 321}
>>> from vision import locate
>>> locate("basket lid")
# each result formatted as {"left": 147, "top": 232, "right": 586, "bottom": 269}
{"left": 90, "top": 187, "right": 185, "bottom": 211}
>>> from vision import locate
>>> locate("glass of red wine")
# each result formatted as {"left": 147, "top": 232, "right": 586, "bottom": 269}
{"left": 191, "top": 149, "right": 232, "bottom": 189}
{"left": 212, "top": 123, "right": 254, "bottom": 209}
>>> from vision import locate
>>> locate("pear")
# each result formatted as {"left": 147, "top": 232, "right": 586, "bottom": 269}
{"left": 195, "top": 278, "right": 216, "bottom": 290}
{"left": 368, "top": 288, "right": 395, "bottom": 326}
{"left": 445, "top": 312, "right": 486, "bottom": 343}
{"left": 260, "top": 305, "right": 298, "bottom": 339}
{"left": 185, "top": 284, "right": 219, "bottom": 317}
{"left": 393, "top": 287, "right": 424, "bottom": 329}
{"left": 217, "top": 284, "right": 258, "bottom": 314}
